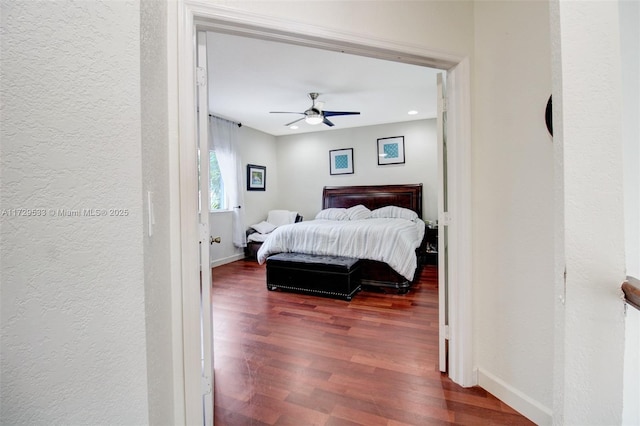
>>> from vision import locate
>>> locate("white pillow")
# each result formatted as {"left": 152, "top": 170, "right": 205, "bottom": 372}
{"left": 251, "top": 221, "right": 277, "bottom": 234}
{"left": 267, "top": 210, "right": 296, "bottom": 227}
{"left": 370, "top": 205, "right": 419, "bottom": 221}
{"left": 346, "top": 204, "right": 371, "bottom": 220}
{"left": 247, "top": 232, "right": 269, "bottom": 243}
{"left": 315, "top": 208, "right": 348, "bottom": 221}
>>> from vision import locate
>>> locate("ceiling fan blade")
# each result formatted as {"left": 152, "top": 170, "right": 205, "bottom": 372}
{"left": 322, "top": 110, "right": 361, "bottom": 117}
{"left": 285, "top": 117, "right": 305, "bottom": 126}
{"left": 270, "top": 111, "right": 305, "bottom": 115}
{"left": 323, "top": 117, "right": 335, "bottom": 127}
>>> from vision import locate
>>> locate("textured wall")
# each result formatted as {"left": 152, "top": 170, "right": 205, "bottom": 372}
{"left": 620, "top": 0, "right": 640, "bottom": 281}
{"left": 140, "top": 0, "right": 177, "bottom": 423}
{"left": 620, "top": 1, "right": 640, "bottom": 423}
{"left": 551, "top": 1, "right": 626, "bottom": 424}
{"left": 0, "top": 1, "right": 149, "bottom": 424}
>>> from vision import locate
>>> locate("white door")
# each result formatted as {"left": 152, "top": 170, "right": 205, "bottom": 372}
{"left": 437, "top": 73, "right": 449, "bottom": 373}
{"left": 197, "top": 30, "right": 214, "bottom": 425}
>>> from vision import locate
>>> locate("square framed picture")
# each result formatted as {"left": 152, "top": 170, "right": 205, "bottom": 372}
{"left": 246, "top": 164, "right": 266, "bottom": 191}
{"left": 329, "top": 148, "right": 354, "bottom": 175}
{"left": 377, "top": 136, "right": 405, "bottom": 165}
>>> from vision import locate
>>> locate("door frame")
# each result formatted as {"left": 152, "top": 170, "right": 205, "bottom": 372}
{"left": 172, "top": 2, "right": 474, "bottom": 423}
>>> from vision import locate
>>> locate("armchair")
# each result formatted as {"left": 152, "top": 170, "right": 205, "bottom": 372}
{"left": 244, "top": 210, "right": 302, "bottom": 260}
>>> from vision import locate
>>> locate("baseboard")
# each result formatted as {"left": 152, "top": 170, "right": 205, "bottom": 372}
{"left": 211, "top": 253, "right": 245, "bottom": 268}
{"left": 477, "top": 367, "right": 552, "bottom": 425}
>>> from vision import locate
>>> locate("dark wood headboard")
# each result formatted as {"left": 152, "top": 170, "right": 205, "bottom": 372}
{"left": 322, "top": 184, "right": 423, "bottom": 219}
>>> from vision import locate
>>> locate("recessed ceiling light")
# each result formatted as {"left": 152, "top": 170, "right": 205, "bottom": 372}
{"left": 290, "top": 125, "right": 299, "bottom": 129}
{"left": 408, "top": 110, "right": 418, "bottom": 115}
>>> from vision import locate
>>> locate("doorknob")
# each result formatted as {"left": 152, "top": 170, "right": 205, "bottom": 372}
{"left": 210, "top": 236, "right": 221, "bottom": 245}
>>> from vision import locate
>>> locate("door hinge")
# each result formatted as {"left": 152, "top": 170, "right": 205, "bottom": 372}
{"left": 442, "top": 96, "right": 448, "bottom": 113}
{"left": 444, "top": 325, "right": 450, "bottom": 340}
{"left": 196, "top": 66, "right": 207, "bottom": 86}
{"left": 202, "top": 375, "right": 212, "bottom": 395}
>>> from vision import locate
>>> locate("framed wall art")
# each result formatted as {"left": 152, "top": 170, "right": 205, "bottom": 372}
{"left": 377, "top": 136, "right": 405, "bottom": 165}
{"left": 246, "top": 164, "right": 266, "bottom": 191}
{"left": 329, "top": 148, "right": 354, "bottom": 175}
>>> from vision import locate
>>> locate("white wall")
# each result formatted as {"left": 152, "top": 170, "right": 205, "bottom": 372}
{"left": 215, "top": 0, "right": 474, "bottom": 58}
{"left": 551, "top": 1, "right": 627, "bottom": 424}
{"left": 276, "top": 120, "right": 438, "bottom": 221}
{"left": 0, "top": 1, "right": 150, "bottom": 424}
{"left": 620, "top": 0, "right": 640, "bottom": 281}
{"left": 140, "top": 0, "right": 178, "bottom": 423}
{"left": 620, "top": 0, "right": 640, "bottom": 424}
{"left": 210, "top": 125, "right": 279, "bottom": 265}
{"left": 242, "top": 127, "right": 281, "bottom": 225}
{"left": 473, "top": 2, "right": 554, "bottom": 422}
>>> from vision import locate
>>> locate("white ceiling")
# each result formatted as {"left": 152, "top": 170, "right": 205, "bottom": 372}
{"left": 206, "top": 32, "right": 442, "bottom": 137}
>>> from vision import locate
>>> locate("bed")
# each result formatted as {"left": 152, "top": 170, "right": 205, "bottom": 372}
{"left": 257, "top": 184, "right": 427, "bottom": 293}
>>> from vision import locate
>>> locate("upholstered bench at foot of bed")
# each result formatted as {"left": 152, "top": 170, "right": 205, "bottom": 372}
{"left": 266, "top": 253, "right": 362, "bottom": 301}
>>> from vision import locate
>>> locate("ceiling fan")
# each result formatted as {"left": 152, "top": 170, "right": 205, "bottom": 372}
{"left": 270, "top": 92, "right": 360, "bottom": 127}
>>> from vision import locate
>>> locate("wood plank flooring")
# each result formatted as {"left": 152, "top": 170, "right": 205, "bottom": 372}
{"left": 211, "top": 260, "right": 534, "bottom": 426}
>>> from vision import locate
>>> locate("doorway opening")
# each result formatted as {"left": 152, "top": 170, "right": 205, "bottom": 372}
{"left": 176, "top": 5, "right": 473, "bottom": 423}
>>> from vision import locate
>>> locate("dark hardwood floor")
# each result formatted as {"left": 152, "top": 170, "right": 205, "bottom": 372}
{"left": 211, "top": 260, "right": 533, "bottom": 426}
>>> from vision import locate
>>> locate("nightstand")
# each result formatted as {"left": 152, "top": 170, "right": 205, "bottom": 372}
{"left": 423, "top": 225, "right": 438, "bottom": 265}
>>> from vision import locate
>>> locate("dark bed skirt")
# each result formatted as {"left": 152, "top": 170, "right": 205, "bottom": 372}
{"left": 359, "top": 259, "right": 416, "bottom": 294}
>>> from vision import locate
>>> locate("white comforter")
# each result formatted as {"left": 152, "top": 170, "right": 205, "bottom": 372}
{"left": 257, "top": 218, "right": 425, "bottom": 280}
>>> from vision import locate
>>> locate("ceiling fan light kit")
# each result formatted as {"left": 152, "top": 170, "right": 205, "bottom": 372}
{"left": 305, "top": 115, "right": 323, "bottom": 125}
{"left": 270, "top": 92, "right": 360, "bottom": 128}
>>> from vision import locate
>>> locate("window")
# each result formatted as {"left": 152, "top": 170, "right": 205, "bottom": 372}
{"left": 210, "top": 150, "right": 225, "bottom": 210}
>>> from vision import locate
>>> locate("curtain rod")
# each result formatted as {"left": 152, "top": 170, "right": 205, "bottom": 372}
{"left": 209, "top": 114, "right": 242, "bottom": 128}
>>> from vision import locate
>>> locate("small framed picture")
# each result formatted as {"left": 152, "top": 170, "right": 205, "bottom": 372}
{"left": 329, "top": 148, "right": 354, "bottom": 175}
{"left": 377, "top": 136, "right": 405, "bottom": 165}
{"left": 246, "top": 164, "right": 266, "bottom": 191}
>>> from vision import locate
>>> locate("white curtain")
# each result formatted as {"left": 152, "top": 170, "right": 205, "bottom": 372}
{"left": 209, "top": 116, "right": 246, "bottom": 248}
